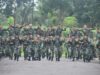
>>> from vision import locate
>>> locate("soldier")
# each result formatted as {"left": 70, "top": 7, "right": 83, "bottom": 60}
{"left": 40, "top": 37, "right": 46, "bottom": 59}
{"left": 55, "top": 25, "right": 64, "bottom": 37}
{"left": 64, "top": 37, "right": 72, "bottom": 59}
{"left": 33, "top": 35, "right": 41, "bottom": 61}
{"left": 87, "top": 42, "right": 95, "bottom": 61}
{"left": 35, "top": 26, "right": 42, "bottom": 36}
{"left": 45, "top": 36, "right": 54, "bottom": 61}
{"left": 49, "top": 36, "right": 55, "bottom": 61}
{"left": 54, "top": 36, "right": 63, "bottom": 61}
{"left": 70, "top": 28, "right": 77, "bottom": 37}
{"left": 24, "top": 24, "right": 35, "bottom": 36}
{"left": 31, "top": 39, "right": 35, "bottom": 61}
{"left": 75, "top": 37, "right": 81, "bottom": 60}
{"left": 14, "top": 24, "right": 21, "bottom": 36}
{"left": 34, "top": 40, "right": 38, "bottom": 60}
{"left": 27, "top": 35, "right": 34, "bottom": 61}
{"left": 96, "top": 38, "right": 100, "bottom": 63}
{"left": 1, "top": 37, "right": 6, "bottom": 57}
{"left": 50, "top": 27, "right": 56, "bottom": 36}
{"left": 96, "top": 29, "right": 100, "bottom": 40}
{"left": 22, "top": 26, "right": 30, "bottom": 36}
{"left": 26, "top": 45, "right": 32, "bottom": 61}
{"left": 82, "top": 36, "right": 91, "bottom": 62}
{"left": 0, "top": 26, "right": 4, "bottom": 58}
{"left": 14, "top": 46, "right": 20, "bottom": 61}
{"left": 8, "top": 36, "right": 15, "bottom": 60}
{"left": 82, "top": 25, "right": 90, "bottom": 36}
{"left": 0, "top": 36, "right": 3, "bottom": 60}
{"left": 15, "top": 35, "right": 22, "bottom": 57}
{"left": 5, "top": 37, "right": 10, "bottom": 57}
{"left": 23, "top": 36, "right": 28, "bottom": 60}
{"left": 37, "top": 35, "right": 42, "bottom": 61}
{"left": 68, "top": 36, "right": 76, "bottom": 61}
{"left": 45, "top": 36, "right": 51, "bottom": 60}
{"left": 8, "top": 25, "right": 15, "bottom": 36}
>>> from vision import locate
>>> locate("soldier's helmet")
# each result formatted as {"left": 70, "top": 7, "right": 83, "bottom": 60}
{"left": 83, "top": 24, "right": 88, "bottom": 29}
{"left": 6, "top": 37, "right": 9, "bottom": 41}
{"left": 29, "top": 24, "right": 32, "bottom": 28}
{"left": 75, "top": 38, "right": 79, "bottom": 42}
{"left": 29, "top": 35, "right": 33, "bottom": 39}
{"left": 19, "top": 36, "right": 22, "bottom": 40}
{"left": 84, "top": 36, "right": 88, "bottom": 39}
{"left": 11, "top": 36, "right": 15, "bottom": 40}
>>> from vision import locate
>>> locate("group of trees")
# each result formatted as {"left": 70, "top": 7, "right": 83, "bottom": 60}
{"left": 0, "top": 0, "right": 100, "bottom": 27}
{"left": 0, "top": 0, "right": 35, "bottom": 25}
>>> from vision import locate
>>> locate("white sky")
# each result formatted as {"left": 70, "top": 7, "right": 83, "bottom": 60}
{"left": 34, "top": 0, "right": 38, "bottom": 4}
{"left": 34, "top": 0, "right": 38, "bottom": 11}
{"left": 34, "top": 0, "right": 38, "bottom": 3}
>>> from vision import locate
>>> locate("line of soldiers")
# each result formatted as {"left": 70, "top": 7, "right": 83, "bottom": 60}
{"left": 0, "top": 24, "right": 100, "bottom": 62}
{"left": 65, "top": 27, "right": 100, "bottom": 62}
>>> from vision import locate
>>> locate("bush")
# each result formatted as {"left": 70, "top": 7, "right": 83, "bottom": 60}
{"left": 63, "top": 16, "right": 78, "bottom": 27}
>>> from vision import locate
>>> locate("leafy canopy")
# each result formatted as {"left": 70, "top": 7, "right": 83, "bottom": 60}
{"left": 7, "top": 16, "right": 14, "bottom": 25}
{"left": 63, "top": 16, "right": 78, "bottom": 27}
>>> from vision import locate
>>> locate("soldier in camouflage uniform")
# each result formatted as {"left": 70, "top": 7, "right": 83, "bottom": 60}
{"left": 96, "top": 37, "right": 100, "bottom": 63}
{"left": 23, "top": 36, "right": 28, "bottom": 60}
{"left": 54, "top": 36, "right": 63, "bottom": 61}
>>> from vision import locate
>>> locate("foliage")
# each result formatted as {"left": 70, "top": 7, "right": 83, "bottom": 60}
{"left": 7, "top": 16, "right": 14, "bottom": 25}
{"left": 62, "top": 28, "right": 71, "bottom": 37}
{"left": 63, "top": 16, "right": 78, "bottom": 27}
{"left": 0, "top": 0, "right": 100, "bottom": 27}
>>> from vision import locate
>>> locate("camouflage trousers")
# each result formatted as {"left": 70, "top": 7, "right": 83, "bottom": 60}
{"left": 54, "top": 46, "right": 62, "bottom": 61}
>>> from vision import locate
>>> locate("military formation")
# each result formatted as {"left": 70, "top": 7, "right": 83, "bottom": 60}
{"left": 0, "top": 24, "right": 100, "bottom": 62}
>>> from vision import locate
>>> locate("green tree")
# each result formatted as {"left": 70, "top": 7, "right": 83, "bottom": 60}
{"left": 0, "top": 0, "right": 100, "bottom": 27}
{"left": 7, "top": 16, "right": 14, "bottom": 25}
{"left": 63, "top": 16, "right": 78, "bottom": 27}
{"left": 38, "top": 0, "right": 71, "bottom": 25}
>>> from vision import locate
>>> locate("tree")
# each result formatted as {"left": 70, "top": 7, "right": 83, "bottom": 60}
{"left": 0, "top": 0, "right": 100, "bottom": 27}
{"left": 71, "top": 0, "right": 100, "bottom": 27}
{"left": 0, "top": 0, "right": 35, "bottom": 25}
{"left": 16, "top": 0, "right": 35, "bottom": 25}
{"left": 38, "top": 0, "right": 72, "bottom": 25}
{"left": 7, "top": 16, "right": 14, "bottom": 25}
{"left": 63, "top": 16, "right": 78, "bottom": 27}
{"left": 0, "top": 0, "right": 14, "bottom": 17}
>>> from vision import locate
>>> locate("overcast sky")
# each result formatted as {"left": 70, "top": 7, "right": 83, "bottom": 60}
{"left": 34, "top": 0, "right": 38, "bottom": 10}
{"left": 34, "top": 0, "right": 38, "bottom": 4}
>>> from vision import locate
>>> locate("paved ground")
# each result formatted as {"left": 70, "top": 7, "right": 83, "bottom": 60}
{"left": 0, "top": 58, "right": 100, "bottom": 75}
